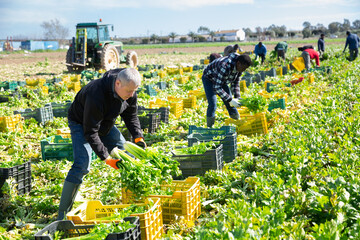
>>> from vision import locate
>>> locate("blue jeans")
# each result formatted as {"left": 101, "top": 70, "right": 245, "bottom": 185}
{"left": 202, "top": 75, "right": 238, "bottom": 118}
{"left": 65, "top": 120, "right": 126, "bottom": 184}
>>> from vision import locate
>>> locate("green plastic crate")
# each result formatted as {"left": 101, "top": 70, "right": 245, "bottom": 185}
{"left": 40, "top": 135, "right": 96, "bottom": 161}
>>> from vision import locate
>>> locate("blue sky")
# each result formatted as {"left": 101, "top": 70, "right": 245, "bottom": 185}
{"left": 0, "top": 0, "right": 359, "bottom": 39}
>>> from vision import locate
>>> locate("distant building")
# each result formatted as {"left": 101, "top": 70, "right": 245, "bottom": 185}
{"left": 214, "top": 29, "right": 246, "bottom": 42}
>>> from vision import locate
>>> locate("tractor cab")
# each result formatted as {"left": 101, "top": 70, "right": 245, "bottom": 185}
{"left": 66, "top": 21, "right": 137, "bottom": 72}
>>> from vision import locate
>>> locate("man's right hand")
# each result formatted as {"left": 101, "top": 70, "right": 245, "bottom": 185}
{"left": 105, "top": 158, "right": 122, "bottom": 170}
{"left": 229, "top": 98, "right": 242, "bottom": 108}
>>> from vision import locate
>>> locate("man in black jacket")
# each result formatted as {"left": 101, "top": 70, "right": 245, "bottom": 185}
{"left": 57, "top": 68, "right": 146, "bottom": 220}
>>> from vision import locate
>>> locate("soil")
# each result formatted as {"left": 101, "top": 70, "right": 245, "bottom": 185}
{"left": 0, "top": 45, "right": 264, "bottom": 65}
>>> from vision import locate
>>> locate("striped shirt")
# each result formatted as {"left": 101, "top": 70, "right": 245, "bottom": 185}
{"left": 203, "top": 53, "right": 241, "bottom": 102}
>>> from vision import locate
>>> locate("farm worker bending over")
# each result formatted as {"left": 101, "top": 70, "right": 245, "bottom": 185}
{"left": 223, "top": 44, "right": 241, "bottom": 56}
{"left": 343, "top": 31, "right": 360, "bottom": 61}
{"left": 317, "top": 33, "right": 325, "bottom": 57}
{"left": 57, "top": 68, "right": 146, "bottom": 220}
{"left": 254, "top": 42, "right": 267, "bottom": 65}
{"left": 202, "top": 53, "right": 252, "bottom": 128}
{"left": 301, "top": 48, "right": 320, "bottom": 70}
{"left": 274, "top": 41, "right": 288, "bottom": 62}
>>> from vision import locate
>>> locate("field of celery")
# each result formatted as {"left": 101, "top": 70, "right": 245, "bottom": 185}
{"left": 0, "top": 42, "right": 359, "bottom": 239}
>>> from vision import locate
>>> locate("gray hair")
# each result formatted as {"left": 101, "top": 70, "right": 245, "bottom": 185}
{"left": 117, "top": 68, "right": 141, "bottom": 86}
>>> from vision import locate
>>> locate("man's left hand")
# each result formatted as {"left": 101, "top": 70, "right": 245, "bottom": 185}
{"left": 134, "top": 137, "right": 147, "bottom": 149}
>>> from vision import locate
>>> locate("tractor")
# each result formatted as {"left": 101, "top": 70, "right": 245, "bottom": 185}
{"left": 66, "top": 20, "right": 138, "bottom": 72}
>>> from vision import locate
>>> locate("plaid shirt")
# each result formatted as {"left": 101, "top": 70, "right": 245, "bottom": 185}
{"left": 203, "top": 53, "right": 241, "bottom": 102}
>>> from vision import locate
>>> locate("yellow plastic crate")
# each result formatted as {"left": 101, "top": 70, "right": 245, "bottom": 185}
{"left": 61, "top": 75, "right": 71, "bottom": 83}
{"left": 240, "top": 80, "right": 247, "bottom": 93}
{"left": 225, "top": 112, "right": 268, "bottom": 136}
{"left": 183, "top": 95, "right": 197, "bottom": 109}
{"left": 178, "top": 76, "right": 189, "bottom": 84}
{"left": 71, "top": 74, "right": 81, "bottom": 82}
{"left": 122, "top": 177, "right": 201, "bottom": 224}
{"left": 41, "top": 85, "right": 49, "bottom": 95}
{"left": 183, "top": 66, "right": 193, "bottom": 73}
{"left": 56, "top": 128, "right": 71, "bottom": 138}
{"left": 166, "top": 67, "right": 183, "bottom": 75}
{"left": 167, "top": 96, "right": 183, "bottom": 103}
{"left": 204, "top": 59, "right": 209, "bottom": 64}
{"left": 258, "top": 90, "right": 272, "bottom": 99}
{"left": 67, "top": 82, "right": 81, "bottom": 93}
{"left": 291, "top": 57, "right": 305, "bottom": 72}
{"left": 0, "top": 114, "right": 23, "bottom": 133}
{"left": 25, "top": 78, "right": 46, "bottom": 87}
{"left": 188, "top": 89, "right": 206, "bottom": 100}
{"left": 308, "top": 73, "right": 315, "bottom": 84}
{"left": 276, "top": 67, "right": 283, "bottom": 76}
{"left": 67, "top": 198, "right": 163, "bottom": 240}
{"left": 149, "top": 99, "right": 167, "bottom": 109}
{"left": 158, "top": 71, "right": 167, "bottom": 78}
{"left": 170, "top": 102, "right": 183, "bottom": 119}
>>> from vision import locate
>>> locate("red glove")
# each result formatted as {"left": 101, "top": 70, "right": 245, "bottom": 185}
{"left": 105, "top": 158, "right": 122, "bottom": 170}
{"left": 134, "top": 137, "right": 147, "bottom": 149}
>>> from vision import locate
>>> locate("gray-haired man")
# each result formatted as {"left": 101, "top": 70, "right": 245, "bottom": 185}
{"left": 57, "top": 68, "right": 146, "bottom": 220}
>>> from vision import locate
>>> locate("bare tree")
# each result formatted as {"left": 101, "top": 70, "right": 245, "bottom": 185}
{"left": 41, "top": 19, "right": 69, "bottom": 44}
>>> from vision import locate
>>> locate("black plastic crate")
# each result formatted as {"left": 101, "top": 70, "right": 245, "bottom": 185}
{"left": 188, "top": 133, "right": 236, "bottom": 163}
{"left": 172, "top": 144, "right": 223, "bottom": 178}
{"left": 0, "top": 91, "right": 22, "bottom": 103}
{"left": 138, "top": 112, "right": 161, "bottom": 133}
{"left": 14, "top": 103, "right": 53, "bottom": 124}
{"left": 34, "top": 217, "right": 141, "bottom": 240}
{"left": 0, "top": 161, "right": 31, "bottom": 196}
{"left": 51, "top": 100, "right": 72, "bottom": 118}
{"left": 138, "top": 106, "right": 169, "bottom": 124}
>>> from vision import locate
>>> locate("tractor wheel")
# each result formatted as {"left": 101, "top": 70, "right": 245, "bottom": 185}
{"left": 126, "top": 51, "right": 138, "bottom": 68}
{"left": 66, "top": 47, "right": 84, "bottom": 73}
{"left": 100, "top": 45, "right": 120, "bottom": 71}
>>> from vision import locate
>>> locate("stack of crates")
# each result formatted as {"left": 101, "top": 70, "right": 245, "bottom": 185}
{"left": 187, "top": 125, "right": 237, "bottom": 163}
{"left": 67, "top": 198, "right": 163, "bottom": 240}
{"left": 14, "top": 103, "right": 53, "bottom": 124}
{"left": 0, "top": 161, "right": 31, "bottom": 196}
{"left": 138, "top": 106, "right": 169, "bottom": 124}
{"left": 225, "top": 112, "right": 268, "bottom": 137}
{"left": 138, "top": 111, "right": 161, "bottom": 133}
{"left": 0, "top": 114, "right": 24, "bottom": 133}
{"left": 172, "top": 144, "right": 224, "bottom": 178}
{"left": 122, "top": 177, "right": 201, "bottom": 225}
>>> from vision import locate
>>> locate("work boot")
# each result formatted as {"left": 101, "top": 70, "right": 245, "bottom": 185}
{"left": 57, "top": 181, "right": 81, "bottom": 220}
{"left": 230, "top": 113, "right": 240, "bottom": 120}
{"left": 207, "top": 117, "right": 215, "bottom": 128}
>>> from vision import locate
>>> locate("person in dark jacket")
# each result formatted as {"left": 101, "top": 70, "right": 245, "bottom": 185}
{"left": 274, "top": 41, "right": 288, "bottom": 62}
{"left": 57, "top": 68, "right": 146, "bottom": 220}
{"left": 343, "top": 31, "right": 360, "bottom": 61}
{"left": 202, "top": 53, "right": 252, "bottom": 128}
{"left": 317, "top": 33, "right": 325, "bottom": 57}
{"left": 254, "top": 42, "right": 267, "bottom": 64}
